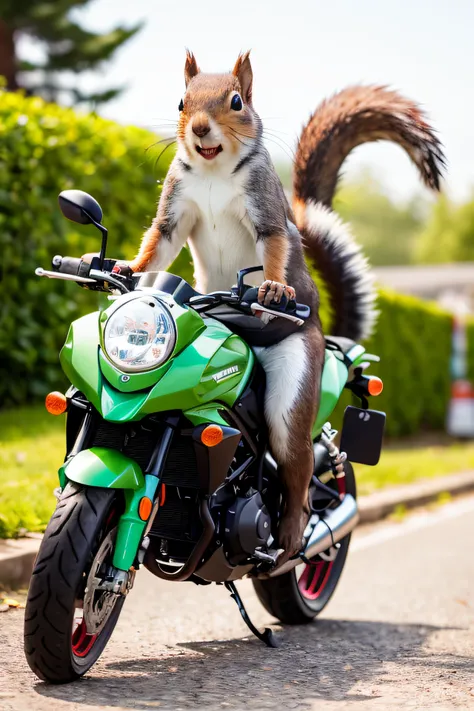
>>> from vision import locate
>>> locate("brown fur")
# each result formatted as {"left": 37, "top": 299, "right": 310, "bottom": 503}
{"left": 261, "top": 233, "right": 289, "bottom": 284}
{"left": 293, "top": 85, "right": 445, "bottom": 209}
{"left": 130, "top": 226, "right": 161, "bottom": 272}
{"left": 177, "top": 71, "right": 258, "bottom": 155}
{"left": 232, "top": 51, "right": 253, "bottom": 104}
{"left": 292, "top": 85, "right": 444, "bottom": 341}
{"left": 184, "top": 50, "right": 199, "bottom": 86}
{"left": 190, "top": 111, "right": 211, "bottom": 137}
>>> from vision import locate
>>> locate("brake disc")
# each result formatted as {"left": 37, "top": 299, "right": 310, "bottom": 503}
{"left": 83, "top": 527, "right": 119, "bottom": 635}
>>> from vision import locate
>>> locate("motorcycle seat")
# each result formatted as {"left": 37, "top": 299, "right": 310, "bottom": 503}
{"left": 203, "top": 305, "right": 304, "bottom": 347}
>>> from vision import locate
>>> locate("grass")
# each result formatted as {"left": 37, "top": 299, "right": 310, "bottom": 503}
{"left": 355, "top": 440, "right": 474, "bottom": 496}
{"left": 0, "top": 406, "right": 65, "bottom": 538}
{"left": 2, "top": 406, "right": 474, "bottom": 537}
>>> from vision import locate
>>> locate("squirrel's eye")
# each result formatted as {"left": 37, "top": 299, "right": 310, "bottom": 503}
{"left": 179, "top": 98, "right": 184, "bottom": 112}
{"left": 231, "top": 93, "right": 243, "bottom": 111}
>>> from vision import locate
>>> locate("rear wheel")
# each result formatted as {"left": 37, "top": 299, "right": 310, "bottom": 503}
{"left": 252, "top": 461, "right": 356, "bottom": 625}
{"left": 24, "top": 483, "right": 126, "bottom": 683}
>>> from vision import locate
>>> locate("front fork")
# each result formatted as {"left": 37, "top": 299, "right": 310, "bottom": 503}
{"left": 59, "top": 426, "right": 174, "bottom": 573}
{"left": 61, "top": 405, "right": 233, "bottom": 575}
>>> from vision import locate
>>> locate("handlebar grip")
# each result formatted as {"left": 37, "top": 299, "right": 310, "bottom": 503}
{"left": 52, "top": 255, "right": 89, "bottom": 277}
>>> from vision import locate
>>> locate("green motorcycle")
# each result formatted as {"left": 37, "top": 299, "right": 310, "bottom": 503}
{"left": 25, "top": 190, "right": 385, "bottom": 683}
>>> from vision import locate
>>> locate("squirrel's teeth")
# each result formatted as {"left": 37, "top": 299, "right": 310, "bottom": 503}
{"left": 198, "top": 146, "right": 221, "bottom": 160}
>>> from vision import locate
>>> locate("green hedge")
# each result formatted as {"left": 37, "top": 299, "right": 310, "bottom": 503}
{"left": 357, "top": 290, "right": 452, "bottom": 437}
{"left": 0, "top": 90, "right": 179, "bottom": 405}
{"left": 466, "top": 320, "right": 474, "bottom": 384}
{"left": 0, "top": 93, "right": 455, "bottom": 439}
{"left": 310, "top": 266, "right": 453, "bottom": 437}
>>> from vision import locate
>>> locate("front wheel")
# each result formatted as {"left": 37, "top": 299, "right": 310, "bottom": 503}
{"left": 252, "top": 461, "right": 356, "bottom": 625}
{"left": 24, "top": 483, "right": 126, "bottom": 683}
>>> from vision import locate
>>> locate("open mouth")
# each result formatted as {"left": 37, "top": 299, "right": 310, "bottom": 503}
{"left": 196, "top": 145, "right": 223, "bottom": 160}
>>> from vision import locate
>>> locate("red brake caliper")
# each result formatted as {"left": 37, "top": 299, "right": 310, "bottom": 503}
{"left": 72, "top": 617, "right": 97, "bottom": 657}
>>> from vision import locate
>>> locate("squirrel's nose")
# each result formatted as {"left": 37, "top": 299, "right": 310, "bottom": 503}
{"left": 192, "top": 120, "right": 211, "bottom": 138}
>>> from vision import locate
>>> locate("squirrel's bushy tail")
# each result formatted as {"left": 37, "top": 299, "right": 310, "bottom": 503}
{"left": 292, "top": 85, "right": 445, "bottom": 341}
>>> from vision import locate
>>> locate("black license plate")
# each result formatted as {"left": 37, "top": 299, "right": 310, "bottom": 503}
{"left": 340, "top": 406, "right": 386, "bottom": 466}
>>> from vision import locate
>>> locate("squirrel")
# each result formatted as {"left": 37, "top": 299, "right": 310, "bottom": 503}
{"left": 117, "top": 52, "right": 445, "bottom": 558}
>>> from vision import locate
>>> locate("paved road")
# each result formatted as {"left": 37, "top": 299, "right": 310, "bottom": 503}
{"left": 1, "top": 497, "right": 474, "bottom": 711}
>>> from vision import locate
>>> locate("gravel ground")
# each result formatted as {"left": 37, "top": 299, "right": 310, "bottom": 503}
{"left": 1, "top": 497, "right": 474, "bottom": 711}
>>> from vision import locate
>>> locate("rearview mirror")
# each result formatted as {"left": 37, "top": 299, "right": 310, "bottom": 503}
{"left": 58, "top": 190, "right": 103, "bottom": 226}
{"left": 58, "top": 189, "right": 108, "bottom": 269}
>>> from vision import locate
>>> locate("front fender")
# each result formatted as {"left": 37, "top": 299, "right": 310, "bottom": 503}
{"left": 59, "top": 448, "right": 158, "bottom": 571}
{"left": 60, "top": 447, "right": 145, "bottom": 490}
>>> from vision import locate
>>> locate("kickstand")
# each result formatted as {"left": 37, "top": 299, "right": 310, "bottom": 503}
{"left": 225, "top": 581, "right": 279, "bottom": 648}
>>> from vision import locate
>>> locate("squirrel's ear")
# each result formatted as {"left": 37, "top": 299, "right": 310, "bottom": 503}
{"left": 232, "top": 51, "right": 253, "bottom": 104}
{"left": 184, "top": 49, "right": 200, "bottom": 87}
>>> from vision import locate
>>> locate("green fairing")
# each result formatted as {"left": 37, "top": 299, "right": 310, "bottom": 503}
{"left": 139, "top": 330, "right": 254, "bottom": 415}
{"left": 184, "top": 405, "right": 229, "bottom": 428}
{"left": 60, "top": 307, "right": 254, "bottom": 422}
{"left": 60, "top": 447, "right": 159, "bottom": 571}
{"left": 312, "top": 350, "right": 350, "bottom": 437}
{"left": 61, "top": 304, "right": 351, "bottom": 433}
{"left": 60, "top": 312, "right": 103, "bottom": 413}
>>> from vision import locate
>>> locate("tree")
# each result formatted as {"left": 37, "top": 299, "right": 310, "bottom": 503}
{"left": 416, "top": 193, "right": 474, "bottom": 263}
{"left": 275, "top": 163, "right": 428, "bottom": 266}
{"left": 0, "top": 0, "right": 141, "bottom": 106}
{"left": 334, "top": 172, "right": 428, "bottom": 266}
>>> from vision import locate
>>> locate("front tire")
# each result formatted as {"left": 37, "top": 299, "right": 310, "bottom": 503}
{"left": 24, "top": 483, "right": 125, "bottom": 683}
{"left": 252, "top": 461, "right": 356, "bottom": 625}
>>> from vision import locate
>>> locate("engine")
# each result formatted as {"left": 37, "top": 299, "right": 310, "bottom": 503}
{"left": 224, "top": 492, "right": 272, "bottom": 564}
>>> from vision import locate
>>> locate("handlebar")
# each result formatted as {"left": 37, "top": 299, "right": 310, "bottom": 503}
{"left": 36, "top": 259, "right": 308, "bottom": 321}
{"left": 52, "top": 255, "right": 87, "bottom": 277}
{"left": 35, "top": 254, "right": 131, "bottom": 293}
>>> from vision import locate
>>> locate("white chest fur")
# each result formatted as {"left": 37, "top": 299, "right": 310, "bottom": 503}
{"left": 180, "top": 169, "right": 261, "bottom": 293}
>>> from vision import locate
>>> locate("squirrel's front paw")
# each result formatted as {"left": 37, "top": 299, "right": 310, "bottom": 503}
{"left": 258, "top": 280, "right": 296, "bottom": 306}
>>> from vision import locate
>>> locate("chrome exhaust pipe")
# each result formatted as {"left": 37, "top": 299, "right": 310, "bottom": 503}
{"left": 262, "top": 494, "right": 359, "bottom": 578}
{"left": 304, "top": 494, "right": 358, "bottom": 559}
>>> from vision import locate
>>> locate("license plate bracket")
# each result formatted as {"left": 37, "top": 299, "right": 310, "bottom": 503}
{"left": 340, "top": 406, "right": 385, "bottom": 466}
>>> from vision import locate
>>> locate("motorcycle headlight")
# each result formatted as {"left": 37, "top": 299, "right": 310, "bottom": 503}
{"left": 104, "top": 296, "right": 176, "bottom": 372}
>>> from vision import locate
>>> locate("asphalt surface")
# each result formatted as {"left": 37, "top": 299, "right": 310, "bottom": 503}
{"left": 1, "top": 496, "right": 474, "bottom": 711}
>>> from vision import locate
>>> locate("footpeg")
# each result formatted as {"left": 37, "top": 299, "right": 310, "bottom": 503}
{"left": 225, "top": 581, "right": 279, "bottom": 648}
{"left": 253, "top": 547, "right": 280, "bottom": 565}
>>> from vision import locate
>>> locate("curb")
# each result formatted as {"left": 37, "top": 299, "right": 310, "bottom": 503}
{"left": 2, "top": 471, "right": 474, "bottom": 588}
{"left": 0, "top": 537, "right": 41, "bottom": 590}
{"left": 358, "top": 470, "right": 474, "bottom": 523}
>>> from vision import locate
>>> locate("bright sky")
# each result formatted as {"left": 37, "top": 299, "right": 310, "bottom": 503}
{"left": 36, "top": 0, "right": 474, "bottom": 202}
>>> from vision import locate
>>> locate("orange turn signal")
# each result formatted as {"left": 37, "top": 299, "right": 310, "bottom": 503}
{"left": 159, "top": 483, "right": 166, "bottom": 507}
{"left": 201, "top": 424, "right": 224, "bottom": 447}
{"left": 45, "top": 391, "right": 67, "bottom": 415}
{"left": 367, "top": 377, "right": 383, "bottom": 396}
{"left": 138, "top": 497, "right": 153, "bottom": 521}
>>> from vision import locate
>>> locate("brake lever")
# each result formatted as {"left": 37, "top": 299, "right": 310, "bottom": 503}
{"left": 35, "top": 268, "right": 95, "bottom": 284}
{"left": 188, "top": 295, "right": 220, "bottom": 307}
{"left": 188, "top": 291, "right": 239, "bottom": 308}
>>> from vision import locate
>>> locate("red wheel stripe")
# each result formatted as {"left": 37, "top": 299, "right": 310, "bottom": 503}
{"left": 298, "top": 561, "right": 334, "bottom": 601}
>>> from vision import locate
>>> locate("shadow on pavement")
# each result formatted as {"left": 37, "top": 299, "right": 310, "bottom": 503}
{"left": 35, "top": 618, "right": 466, "bottom": 710}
